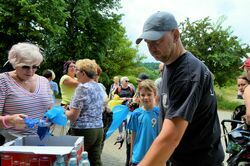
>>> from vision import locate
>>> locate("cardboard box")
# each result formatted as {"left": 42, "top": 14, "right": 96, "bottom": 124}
{"left": 0, "top": 135, "right": 84, "bottom": 166}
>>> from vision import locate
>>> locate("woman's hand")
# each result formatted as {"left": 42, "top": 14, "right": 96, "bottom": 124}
{"left": 8, "top": 114, "right": 28, "bottom": 129}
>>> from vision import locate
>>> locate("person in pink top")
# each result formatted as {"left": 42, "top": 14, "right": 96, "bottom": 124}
{"left": 0, "top": 42, "right": 53, "bottom": 142}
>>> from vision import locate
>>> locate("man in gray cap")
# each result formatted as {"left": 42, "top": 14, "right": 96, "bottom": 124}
{"left": 137, "top": 11, "right": 224, "bottom": 166}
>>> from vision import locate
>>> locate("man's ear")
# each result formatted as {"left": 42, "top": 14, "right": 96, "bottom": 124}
{"left": 173, "top": 29, "right": 180, "bottom": 43}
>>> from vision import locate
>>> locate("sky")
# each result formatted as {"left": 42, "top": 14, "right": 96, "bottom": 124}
{"left": 118, "top": 0, "right": 250, "bottom": 62}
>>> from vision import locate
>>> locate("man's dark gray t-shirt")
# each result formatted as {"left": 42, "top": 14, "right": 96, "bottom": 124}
{"left": 160, "top": 52, "right": 224, "bottom": 165}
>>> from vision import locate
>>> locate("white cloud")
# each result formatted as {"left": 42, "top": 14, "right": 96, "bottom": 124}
{"left": 119, "top": 0, "right": 250, "bottom": 62}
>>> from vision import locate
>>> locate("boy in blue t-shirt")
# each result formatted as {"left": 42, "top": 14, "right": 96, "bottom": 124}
{"left": 127, "top": 79, "right": 159, "bottom": 165}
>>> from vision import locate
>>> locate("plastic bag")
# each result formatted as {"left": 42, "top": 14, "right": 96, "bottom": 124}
{"left": 44, "top": 106, "right": 67, "bottom": 126}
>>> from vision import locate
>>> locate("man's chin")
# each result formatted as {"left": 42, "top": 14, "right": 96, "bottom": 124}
{"left": 153, "top": 55, "right": 160, "bottom": 61}
{"left": 153, "top": 56, "right": 164, "bottom": 63}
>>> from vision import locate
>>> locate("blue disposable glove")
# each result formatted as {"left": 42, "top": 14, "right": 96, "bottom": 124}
{"left": 24, "top": 117, "right": 51, "bottom": 140}
{"left": 37, "top": 118, "right": 51, "bottom": 140}
{"left": 44, "top": 106, "right": 68, "bottom": 126}
{"left": 24, "top": 118, "right": 40, "bottom": 128}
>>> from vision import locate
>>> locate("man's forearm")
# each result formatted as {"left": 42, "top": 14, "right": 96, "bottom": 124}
{"left": 138, "top": 133, "right": 176, "bottom": 166}
{"left": 139, "top": 118, "right": 188, "bottom": 166}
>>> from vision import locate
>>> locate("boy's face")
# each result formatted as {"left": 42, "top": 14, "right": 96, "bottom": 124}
{"left": 139, "top": 88, "right": 156, "bottom": 110}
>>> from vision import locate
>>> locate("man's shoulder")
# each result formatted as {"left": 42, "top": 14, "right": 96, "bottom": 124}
{"left": 155, "top": 77, "right": 162, "bottom": 85}
{"left": 173, "top": 52, "right": 208, "bottom": 77}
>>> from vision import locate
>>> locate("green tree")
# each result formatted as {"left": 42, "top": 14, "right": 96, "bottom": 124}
{"left": 49, "top": 0, "right": 141, "bottom": 87}
{"left": 0, "top": 0, "right": 68, "bottom": 66}
{"left": 0, "top": 0, "right": 144, "bottom": 88}
{"left": 179, "top": 17, "right": 250, "bottom": 86}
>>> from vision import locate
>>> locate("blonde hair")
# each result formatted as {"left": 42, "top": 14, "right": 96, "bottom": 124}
{"left": 8, "top": 42, "right": 43, "bottom": 68}
{"left": 113, "top": 76, "right": 119, "bottom": 81}
{"left": 138, "top": 79, "right": 157, "bottom": 95}
{"left": 96, "top": 64, "right": 102, "bottom": 76}
{"left": 75, "top": 59, "right": 97, "bottom": 79}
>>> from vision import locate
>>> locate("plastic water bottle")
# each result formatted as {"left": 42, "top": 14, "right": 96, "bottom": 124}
{"left": 79, "top": 160, "right": 90, "bottom": 166}
{"left": 70, "top": 149, "right": 77, "bottom": 158}
{"left": 81, "top": 151, "right": 88, "bottom": 160}
{"left": 67, "top": 158, "right": 77, "bottom": 166}
{"left": 79, "top": 151, "right": 90, "bottom": 166}
{"left": 54, "top": 155, "right": 65, "bottom": 166}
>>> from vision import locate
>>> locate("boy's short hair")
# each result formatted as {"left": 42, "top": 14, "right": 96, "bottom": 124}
{"left": 138, "top": 79, "right": 157, "bottom": 95}
{"left": 43, "top": 69, "right": 56, "bottom": 80}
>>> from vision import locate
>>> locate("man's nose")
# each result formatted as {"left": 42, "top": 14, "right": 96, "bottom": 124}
{"left": 149, "top": 44, "right": 159, "bottom": 53}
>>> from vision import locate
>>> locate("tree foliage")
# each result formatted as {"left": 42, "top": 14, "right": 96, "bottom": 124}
{"left": 0, "top": 0, "right": 67, "bottom": 62}
{"left": 0, "top": 0, "right": 146, "bottom": 88}
{"left": 179, "top": 17, "right": 250, "bottom": 87}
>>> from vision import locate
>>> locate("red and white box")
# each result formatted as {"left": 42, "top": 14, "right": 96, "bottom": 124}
{"left": 0, "top": 135, "right": 83, "bottom": 166}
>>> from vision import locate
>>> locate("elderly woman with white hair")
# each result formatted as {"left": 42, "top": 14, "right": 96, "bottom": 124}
{"left": 0, "top": 42, "right": 53, "bottom": 141}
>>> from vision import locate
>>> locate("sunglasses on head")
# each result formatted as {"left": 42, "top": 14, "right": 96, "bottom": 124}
{"left": 21, "top": 65, "right": 40, "bottom": 70}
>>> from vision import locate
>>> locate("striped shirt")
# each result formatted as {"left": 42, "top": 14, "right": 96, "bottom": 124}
{"left": 0, "top": 72, "right": 53, "bottom": 136}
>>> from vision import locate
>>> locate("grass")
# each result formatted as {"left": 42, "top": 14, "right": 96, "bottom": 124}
{"left": 215, "top": 85, "right": 244, "bottom": 112}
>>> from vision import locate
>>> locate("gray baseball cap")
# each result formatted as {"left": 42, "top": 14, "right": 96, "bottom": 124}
{"left": 136, "top": 11, "right": 178, "bottom": 44}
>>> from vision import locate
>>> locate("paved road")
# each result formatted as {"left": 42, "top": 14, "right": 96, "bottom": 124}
{"left": 102, "top": 131, "right": 126, "bottom": 165}
{"left": 101, "top": 110, "right": 232, "bottom": 166}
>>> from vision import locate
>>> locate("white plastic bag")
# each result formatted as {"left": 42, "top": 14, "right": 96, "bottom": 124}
{"left": 50, "top": 120, "right": 70, "bottom": 136}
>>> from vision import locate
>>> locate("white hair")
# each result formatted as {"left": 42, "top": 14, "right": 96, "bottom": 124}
{"left": 121, "top": 76, "right": 129, "bottom": 82}
{"left": 8, "top": 42, "right": 43, "bottom": 68}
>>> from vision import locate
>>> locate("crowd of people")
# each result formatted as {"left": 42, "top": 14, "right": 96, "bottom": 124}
{"left": 0, "top": 10, "right": 250, "bottom": 166}
{"left": 0, "top": 41, "right": 162, "bottom": 166}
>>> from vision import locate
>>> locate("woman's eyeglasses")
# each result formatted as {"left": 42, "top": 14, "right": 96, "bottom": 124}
{"left": 21, "top": 65, "right": 39, "bottom": 70}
